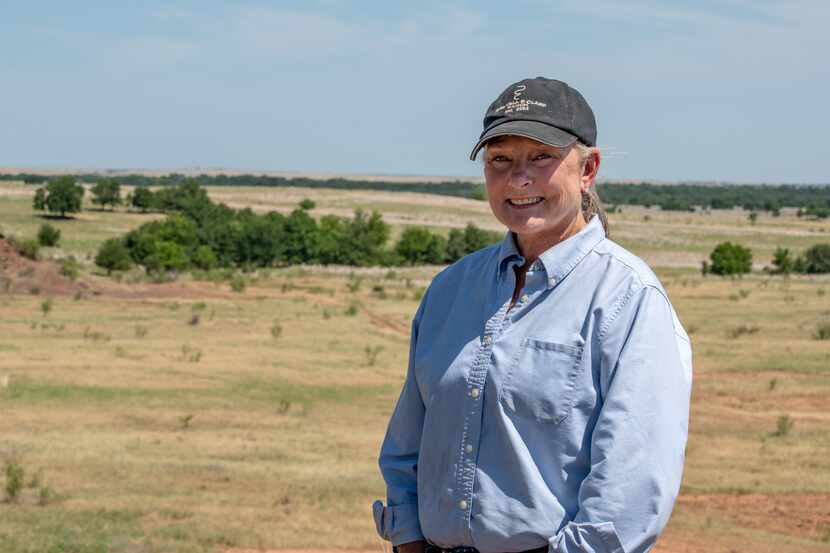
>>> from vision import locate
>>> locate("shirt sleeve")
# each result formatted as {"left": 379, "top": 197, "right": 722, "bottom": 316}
{"left": 549, "top": 284, "right": 693, "bottom": 553}
{"left": 374, "top": 293, "right": 429, "bottom": 546}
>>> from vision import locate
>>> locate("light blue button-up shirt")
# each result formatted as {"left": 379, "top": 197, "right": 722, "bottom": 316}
{"left": 373, "top": 214, "right": 693, "bottom": 553}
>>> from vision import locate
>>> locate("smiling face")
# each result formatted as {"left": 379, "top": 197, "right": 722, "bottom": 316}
{"left": 483, "top": 134, "right": 600, "bottom": 260}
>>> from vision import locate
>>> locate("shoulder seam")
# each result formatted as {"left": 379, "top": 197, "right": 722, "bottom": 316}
{"left": 597, "top": 280, "right": 643, "bottom": 340}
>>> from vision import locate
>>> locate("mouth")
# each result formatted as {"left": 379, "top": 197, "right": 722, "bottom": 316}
{"left": 507, "top": 197, "right": 544, "bottom": 208}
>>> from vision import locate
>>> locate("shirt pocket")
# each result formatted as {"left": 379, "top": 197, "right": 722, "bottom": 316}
{"left": 499, "top": 337, "right": 585, "bottom": 424}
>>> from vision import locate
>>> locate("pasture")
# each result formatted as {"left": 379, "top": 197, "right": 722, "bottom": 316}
{"left": 1, "top": 180, "right": 829, "bottom": 553}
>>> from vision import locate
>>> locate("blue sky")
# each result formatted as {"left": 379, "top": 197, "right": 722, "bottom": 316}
{"left": 1, "top": 1, "right": 828, "bottom": 183}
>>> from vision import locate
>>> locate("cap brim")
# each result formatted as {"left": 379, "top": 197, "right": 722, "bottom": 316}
{"left": 469, "top": 120, "right": 578, "bottom": 161}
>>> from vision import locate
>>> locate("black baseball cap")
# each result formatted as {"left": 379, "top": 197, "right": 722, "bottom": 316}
{"left": 469, "top": 77, "right": 597, "bottom": 160}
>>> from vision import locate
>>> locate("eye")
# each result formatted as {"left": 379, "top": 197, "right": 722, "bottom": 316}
{"left": 487, "top": 154, "right": 511, "bottom": 166}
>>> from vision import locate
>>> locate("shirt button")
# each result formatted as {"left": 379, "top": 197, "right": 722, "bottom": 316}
{"left": 470, "top": 388, "right": 480, "bottom": 398}
{"left": 520, "top": 294, "right": 529, "bottom": 303}
{"left": 465, "top": 444, "right": 473, "bottom": 453}
{"left": 459, "top": 500, "right": 468, "bottom": 510}
{"left": 483, "top": 335, "right": 492, "bottom": 345}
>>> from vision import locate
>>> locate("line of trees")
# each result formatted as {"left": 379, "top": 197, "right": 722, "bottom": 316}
{"left": 94, "top": 179, "right": 503, "bottom": 275}
{"left": 703, "top": 241, "right": 830, "bottom": 275}
{"left": 10, "top": 172, "right": 830, "bottom": 214}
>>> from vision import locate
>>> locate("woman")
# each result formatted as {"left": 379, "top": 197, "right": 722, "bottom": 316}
{"left": 373, "top": 77, "right": 692, "bottom": 553}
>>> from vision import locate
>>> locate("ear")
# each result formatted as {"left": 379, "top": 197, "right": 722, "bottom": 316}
{"left": 580, "top": 149, "right": 601, "bottom": 193}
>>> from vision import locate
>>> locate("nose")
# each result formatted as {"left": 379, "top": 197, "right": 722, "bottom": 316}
{"left": 508, "top": 160, "right": 531, "bottom": 189}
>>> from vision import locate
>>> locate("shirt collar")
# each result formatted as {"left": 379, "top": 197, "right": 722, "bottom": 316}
{"left": 497, "top": 214, "right": 606, "bottom": 288}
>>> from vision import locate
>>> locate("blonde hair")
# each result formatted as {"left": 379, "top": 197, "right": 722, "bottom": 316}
{"left": 574, "top": 142, "right": 609, "bottom": 237}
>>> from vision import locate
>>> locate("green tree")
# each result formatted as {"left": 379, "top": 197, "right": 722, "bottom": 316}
{"left": 95, "top": 238, "right": 133, "bottom": 275}
{"left": 446, "top": 223, "right": 501, "bottom": 262}
{"left": 396, "top": 227, "right": 447, "bottom": 265}
{"left": 90, "top": 178, "right": 122, "bottom": 209}
{"left": 44, "top": 176, "right": 85, "bottom": 217}
{"left": 33, "top": 187, "right": 47, "bottom": 211}
{"left": 131, "top": 186, "right": 155, "bottom": 212}
{"left": 282, "top": 209, "right": 320, "bottom": 264}
{"left": 37, "top": 223, "right": 61, "bottom": 247}
{"left": 144, "top": 240, "right": 189, "bottom": 273}
{"left": 192, "top": 245, "right": 218, "bottom": 270}
{"left": 798, "top": 243, "right": 830, "bottom": 274}
{"left": 771, "top": 247, "right": 793, "bottom": 274}
{"left": 709, "top": 241, "right": 752, "bottom": 275}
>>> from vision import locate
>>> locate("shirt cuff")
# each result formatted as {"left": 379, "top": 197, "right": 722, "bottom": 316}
{"left": 373, "top": 500, "right": 424, "bottom": 546}
{"left": 548, "top": 521, "right": 625, "bottom": 553}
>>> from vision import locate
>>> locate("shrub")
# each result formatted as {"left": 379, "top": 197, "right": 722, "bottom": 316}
{"left": 446, "top": 223, "right": 502, "bottom": 262}
{"left": 144, "top": 240, "right": 189, "bottom": 274}
{"left": 396, "top": 227, "right": 447, "bottom": 265}
{"left": 90, "top": 178, "right": 121, "bottom": 209}
{"left": 771, "top": 414, "right": 793, "bottom": 437}
{"left": 364, "top": 345, "right": 383, "bottom": 366}
{"left": 4, "top": 461, "right": 24, "bottom": 502}
{"left": 37, "top": 223, "right": 61, "bottom": 247}
{"left": 798, "top": 243, "right": 830, "bottom": 274}
{"left": 41, "top": 298, "right": 53, "bottom": 316}
{"left": 709, "top": 241, "right": 752, "bottom": 275}
{"left": 230, "top": 274, "right": 246, "bottom": 293}
{"left": 771, "top": 247, "right": 793, "bottom": 274}
{"left": 192, "top": 245, "right": 218, "bottom": 270}
{"left": 727, "top": 324, "right": 760, "bottom": 339}
{"left": 298, "top": 198, "right": 316, "bottom": 210}
{"left": 16, "top": 238, "right": 40, "bottom": 261}
{"left": 95, "top": 238, "right": 133, "bottom": 275}
{"left": 59, "top": 256, "right": 81, "bottom": 280}
{"left": 131, "top": 186, "right": 155, "bottom": 212}
{"left": 814, "top": 323, "right": 830, "bottom": 341}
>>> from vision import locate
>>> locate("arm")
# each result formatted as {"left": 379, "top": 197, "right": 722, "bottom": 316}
{"left": 374, "top": 295, "right": 429, "bottom": 546}
{"left": 549, "top": 284, "right": 693, "bottom": 553}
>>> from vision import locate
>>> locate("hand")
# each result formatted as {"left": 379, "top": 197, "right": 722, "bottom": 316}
{"left": 397, "top": 539, "right": 426, "bottom": 553}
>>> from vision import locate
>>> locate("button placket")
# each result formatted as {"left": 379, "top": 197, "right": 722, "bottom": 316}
{"left": 458, "top": 299, "right": 511, "bottom": 536}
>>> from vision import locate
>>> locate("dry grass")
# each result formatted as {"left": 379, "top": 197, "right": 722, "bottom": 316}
{"left": 1, "top": 181, "right": 830, "bottom": 552}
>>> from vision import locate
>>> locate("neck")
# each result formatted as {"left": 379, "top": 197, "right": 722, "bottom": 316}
{"left": 515, "top": 214, "right": 587, "bottom": 266}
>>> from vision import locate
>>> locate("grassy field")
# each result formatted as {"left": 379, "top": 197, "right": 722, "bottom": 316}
{"left": 1, "top": 181, "right": 829, "bottom": 553}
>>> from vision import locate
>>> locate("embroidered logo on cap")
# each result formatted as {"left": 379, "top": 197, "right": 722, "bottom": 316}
{"left": 495, "top": 84, "right": 547, "bottom": 115}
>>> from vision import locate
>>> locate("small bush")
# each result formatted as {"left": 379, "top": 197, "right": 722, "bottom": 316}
{"left": 344, "top": 302, "right": 359, "bottom": 316}
{"left": 40, "top": 298, "right": 53, "bottom": 316}
{"left": 38, "top": 486, "right": 53, "bottom": 506}
{"left": 59, "top": 256, "right": 81, "bottom": 281}
{"left": 37, "top": 223, "right": 61, "bottom": 247}
{"left": 95, "top": 238, "right": 133, "bottom": 275}
{"left": 135, "top": 325, "right": 148, "bottom": 338}
{"left": 4, "top": 461, "right": 24, "bottom": 502}
{"left": 710, "top": 242, "right": 752, "bottom": 276}
{"left": 347, "top": 275, "right": 363, "bottom": 293}
{"left": 727, "top": 324, "right": 760, "bottom": 339}
{"left": 364, "top": 345, "right": 384, "bottom": 366}
{"left": 12, "top": 237, "right": 40, "bottom": 261}
{"left": 771, "top": 414, "right": 793, "bottom": 437}
{"left": 814, "top": 323, "right": 830, "bottom": 341}
{"left": 771, "top": 247, "right": 793, "bottom": 274}
{"left": 271, "top": 321, "right": 283, "bottom": 339}
{"left": 192, "top": 245, "right": 217, "bottom": 270}
{"left": 230, "top": 274, "right": 246, "bottom": 293}
{"left": 799, "top": 243, "right": 830, "bottom": 274}
{"left": 298, "top": 198, "right": 316, "bottom": 210}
